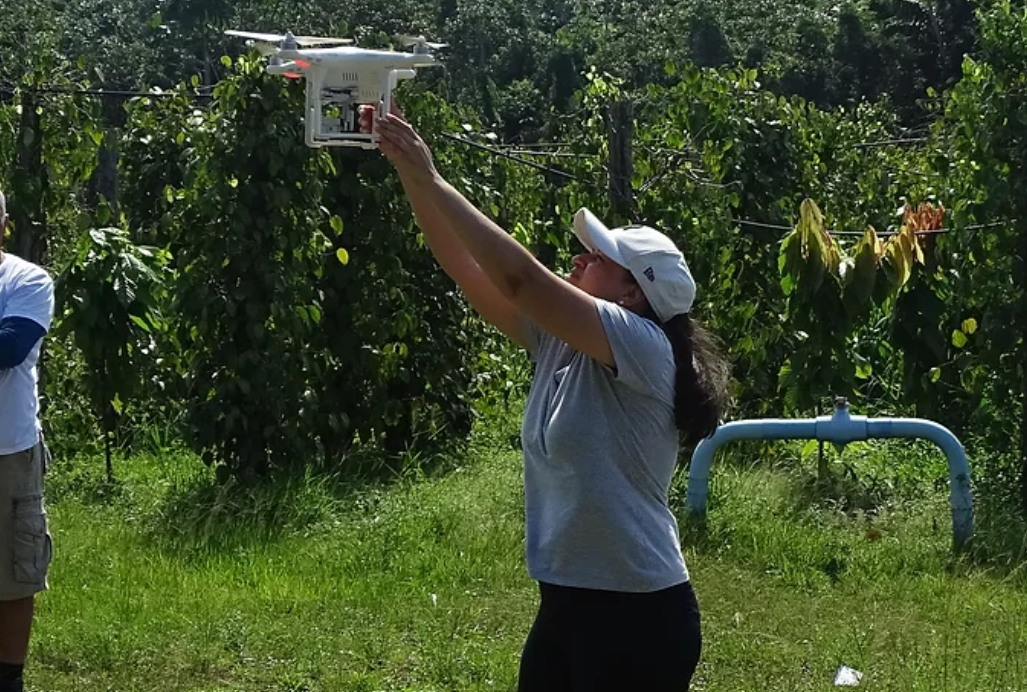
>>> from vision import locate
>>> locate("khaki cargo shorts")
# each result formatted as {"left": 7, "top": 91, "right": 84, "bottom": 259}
{"left": 0, "top": 439, "right": 52, "bottom": 601}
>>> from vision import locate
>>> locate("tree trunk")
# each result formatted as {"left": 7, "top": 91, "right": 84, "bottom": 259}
{"left": 1020, "top": 221, "right": 1027, "bottom": 515}
{"left": 606, "top": 100, "right": 635, "bottom": 225}
{"left": 105, "top": 425, "right": 114, "bottom": 485}
{"left": 88, "top": 96, "right": 122, "bottom": 220}
{"left": 10, "top": 89, "right": 48, "bottom": 265}
{"left": 102, "top": 351, "right": 115, "bottom": 484}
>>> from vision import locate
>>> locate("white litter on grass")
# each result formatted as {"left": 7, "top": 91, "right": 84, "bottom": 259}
{"left": 834, "top": 665, "right": 863, "bottom": 686}
{"left": 431, "top": 593, "right": 438, "bottom": 607}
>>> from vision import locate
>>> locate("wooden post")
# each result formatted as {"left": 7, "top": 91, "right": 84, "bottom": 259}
{"left": 88, "top": 95, "right": 123, "bottom": 221}
{"left": 9, "top": 89, "right": 48, "bottom": 265}
{"left": 1020, "top": 222, "right": 1027, "bottom": 515}
{"left": 607, "top": 100, "right": 635, "bottom": 225}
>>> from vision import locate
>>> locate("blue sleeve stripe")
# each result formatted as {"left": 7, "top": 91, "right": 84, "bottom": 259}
{"left": 0, "top": 316, "right": 47, "bottom": 368}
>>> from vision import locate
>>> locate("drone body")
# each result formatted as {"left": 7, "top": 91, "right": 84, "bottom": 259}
{"left": 226, "top": 31, "right": 445, "bottom": 149}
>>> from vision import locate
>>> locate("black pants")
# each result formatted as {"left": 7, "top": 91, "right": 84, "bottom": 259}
{"left": 517, "top": 579, "right": 702, "bottom": 692}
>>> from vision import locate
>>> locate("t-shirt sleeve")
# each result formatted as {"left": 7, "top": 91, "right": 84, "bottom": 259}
{"left": 521, "top": 316, "right": 553, "bottom": 361}
{"left": 3, "top": 266, "right": 55, "bottom": 332}
{"left": 595, "top": 299, "right": 675, "bottom": 403}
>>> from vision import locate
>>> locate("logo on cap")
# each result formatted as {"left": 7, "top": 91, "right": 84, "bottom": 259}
{"left": 643, "top": 266, "right": 655, "bottom": 282}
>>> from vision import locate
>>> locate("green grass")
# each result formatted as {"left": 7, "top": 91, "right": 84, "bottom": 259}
{"left": 26, "top": 430, "right": 1027, "bottom": 691}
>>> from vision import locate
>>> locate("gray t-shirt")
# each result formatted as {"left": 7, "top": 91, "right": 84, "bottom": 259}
{"left": 520, "top": 298, "right": 690, "bottom": 593}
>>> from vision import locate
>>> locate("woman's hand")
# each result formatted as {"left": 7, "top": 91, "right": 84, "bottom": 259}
{"left": 375, "top": 112, "right": 440, "bottom": 188}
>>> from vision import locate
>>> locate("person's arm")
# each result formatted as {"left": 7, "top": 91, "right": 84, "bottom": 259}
{"left": 0, "top": 317, "right": 46, "bottom": 369}
{"left": 398, "top": 172, "right": 532, "bottom": 350}
{"left": 376, "top": 113, "right": 613, "bottom": 366}
{"left": 415, "top": 175, "right": 614, "bottom": 366}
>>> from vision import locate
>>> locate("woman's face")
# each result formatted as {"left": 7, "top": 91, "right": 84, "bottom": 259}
{"left": 566, "top": 251, "right": 638, "bottom": 304}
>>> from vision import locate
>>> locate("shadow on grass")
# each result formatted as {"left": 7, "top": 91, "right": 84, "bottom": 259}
{"left": 139, "top": 440, "right": 476, "bottom": 558}
{"left": 144, "top": 470, "right": 349, "bottom": 557}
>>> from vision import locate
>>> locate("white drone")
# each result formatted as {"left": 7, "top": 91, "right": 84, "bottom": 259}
{"left": 226, "top": 30, "right": 446, "bottom": 149}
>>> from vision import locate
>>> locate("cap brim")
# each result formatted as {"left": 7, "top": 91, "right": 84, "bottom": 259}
{"left": 572, "top": 208, "right": 628, "bottom": 267}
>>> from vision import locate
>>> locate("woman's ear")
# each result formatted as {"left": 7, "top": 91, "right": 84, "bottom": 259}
{"left": 619, "top": 282, "right": 648, "bottom": 311}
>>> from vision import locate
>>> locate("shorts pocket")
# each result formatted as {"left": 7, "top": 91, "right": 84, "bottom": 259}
{"left": 12, "top": 495, "right": 52, "bottom": 585}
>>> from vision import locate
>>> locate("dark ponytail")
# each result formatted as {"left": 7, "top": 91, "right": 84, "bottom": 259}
{"left": 658, "top": 313, "right": 731, "bottom": 447}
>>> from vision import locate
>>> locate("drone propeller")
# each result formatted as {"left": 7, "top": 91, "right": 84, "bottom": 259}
{"left": 225, "top": 30, "right": 354, "bottom": 48}
{"left": 393, "top": 34, "right": 449, "bottom": 51}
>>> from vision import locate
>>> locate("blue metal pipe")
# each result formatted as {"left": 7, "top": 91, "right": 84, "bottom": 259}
{"left": 684, "top": 400, "right": 974, "bottom": 551}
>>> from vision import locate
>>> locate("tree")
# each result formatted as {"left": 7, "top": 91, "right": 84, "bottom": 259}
{"left": 53, "top": 226, "right": 171, "bottom": 481}
{"left": 689, "top": 10, "right": 735, "bottom": 69}
{"left": 833, "top": 4, "right": 881, "bottom": 106}
{"left": 941, "top": 0, "right": 1027, "bottom": 512}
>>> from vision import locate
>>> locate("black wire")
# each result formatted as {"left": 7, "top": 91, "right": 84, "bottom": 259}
{"left": 851, "top": 137, "right": 930, "bottom": 148}
{"left": 0, "top": 86, "right": 183, "bottom": 98}
{"left": 2, "top": 85, "right": 1015, "bottom": 237}
{"left": 730, "top": 218, "right": 1015, "bottom": 238}
{"left": 440, "top": 132, "right": 577, "bottom": 182}
{"left": 437, "top": 134, "right": 1010, "bottom": 235}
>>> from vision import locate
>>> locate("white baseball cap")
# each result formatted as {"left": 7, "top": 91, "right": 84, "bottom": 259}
{"left": 572, "top": 207, "right": 696, "bottom": 322}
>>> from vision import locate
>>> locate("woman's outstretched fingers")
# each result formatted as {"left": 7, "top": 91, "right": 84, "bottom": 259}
{"left": 376, "top": 113, "right": 438, "bottom": 184}
{"left": 379, "top": 114, "right": 412, "bottom": 142}
{"left": 377, "top": 128, "right": 416, "bottom": 173}
{"left": 377, "top": 117, "right": 417, "bottom": 156}
{"left": 375, "top": 120, "right": 403, "bottom": 155}
{"left": 376, "top": 117, "right": 402, "bottom": 143}
{"left": 375, "top": 114, "right": 399, "bottom": 137}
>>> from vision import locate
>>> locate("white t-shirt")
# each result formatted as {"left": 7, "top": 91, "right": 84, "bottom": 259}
{"left": 0, "top": 253, "right": 54, "bottom": 455}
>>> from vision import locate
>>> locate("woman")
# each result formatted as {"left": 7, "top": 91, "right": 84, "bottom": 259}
{"left": 375, "top": 111, "right": 731, "bottom": 692}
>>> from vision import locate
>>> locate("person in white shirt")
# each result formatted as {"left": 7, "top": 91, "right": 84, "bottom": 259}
{"left": 0, "top": 189, "right": 54, "bottom": 692}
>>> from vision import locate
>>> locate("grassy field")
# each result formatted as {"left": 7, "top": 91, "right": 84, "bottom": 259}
{"left": 25, "top": 419, "right": 1027, "bottom": 692}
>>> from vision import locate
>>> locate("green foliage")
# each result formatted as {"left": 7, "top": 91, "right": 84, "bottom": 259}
{"left": 313, "top": 91, "right": 513, "bottom": 463}
{"left": 53, "top": 225, "right": 172, "bottom": 479}
{"left": 936, "top": 0, "right": 1027, "bottom": 507}
{"left": 118, "top": 55, "right": 342, "bottom": 480}
{"left": 0, "top": 0, "right": 1022, "bottom": 505}
{"left": 533, "top": 65, "right": 939, "bottom": 419}
{"left": 0, "top": 0, "right": 980, "bottom": 139}
{"left": 777, "top": 200, "right": 938, "bottom": 411}
{"left": 769, "top": 0, "right": 976, "bottom": 123}
{"left": 113, "top": 57, "right": 503, "bottom": 481}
